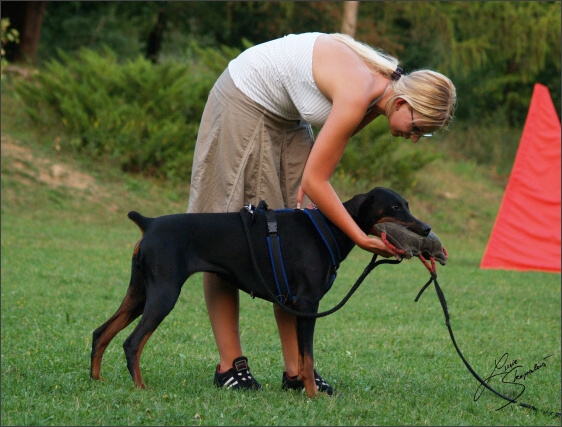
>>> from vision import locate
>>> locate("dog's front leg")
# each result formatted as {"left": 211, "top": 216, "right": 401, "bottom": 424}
{"left": 296, "top": 313, "right": 318, "bottom": 398}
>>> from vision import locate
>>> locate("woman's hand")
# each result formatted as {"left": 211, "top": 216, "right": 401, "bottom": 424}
{"left": 296, "top": 186, "right": 305, "bottom": 209}
{"left": 356, "top": 234, "right": 398, "bottom": 258}
{"left": 296, "top": 186, "right": 315, "bottom": 209}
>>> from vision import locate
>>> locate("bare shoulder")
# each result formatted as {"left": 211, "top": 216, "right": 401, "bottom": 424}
{"left": 312, "top": 35, "right": 380, "bottom": 106}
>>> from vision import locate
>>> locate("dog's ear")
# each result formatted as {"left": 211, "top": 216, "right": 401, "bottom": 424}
{"left": 343, "top": 193, "right": 370, "bottom": 219}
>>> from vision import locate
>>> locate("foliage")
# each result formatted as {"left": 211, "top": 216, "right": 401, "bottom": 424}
{"left": 8, "top": 2, "right": 561, "bottom": 187}
{"left": 187, "top": 38, "right": 250, "bottom": 75}
{"left": 149, "top": 2, "right": 342, "bottom": 49}
{"left": 13, "top": 41, "right": 431, "bottom": 189}
{"left": 337, "top": 120, "right": 438, "bottom": 193}
{"left": 13, "top": 46, "right": 225, "bottom": 181}
{"left": 28, "top": 2, "right": 560, "bottom": 175}
{"left": 1, "top": 18, "right": 20, "bottom": 78}
{"left": 38, "top": 2, "right": 162, "bottom": 63}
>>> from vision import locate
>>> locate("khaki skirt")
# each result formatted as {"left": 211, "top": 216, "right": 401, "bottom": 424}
{"left": 187, "top": 69, "right": 314, "bottom": 213}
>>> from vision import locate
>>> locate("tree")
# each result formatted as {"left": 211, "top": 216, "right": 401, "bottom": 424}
{"left": 356, "top": 1, "right": 560, "bottom": 125}
{"left": 145, "top": 7, "right": 166, "bottom": 64}
{"left": 341, "top": 1, "right": 359, "bottom": 37}
{"left": 1, "top": 1, "right": 47, "bottom": 64}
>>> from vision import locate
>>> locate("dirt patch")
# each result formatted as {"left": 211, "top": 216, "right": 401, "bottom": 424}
{"left": 2, "top": 136, "right": 97, "bottom": 191}
{"left": 1, "top": 135, "right": 189, "bottom": 217}
{"left": 1, "top": 136, "right": 123, "bottom": 214}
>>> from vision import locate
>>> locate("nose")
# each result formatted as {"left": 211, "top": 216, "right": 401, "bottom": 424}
{"left": 421, "top": 223, "right": 432, "bottom": 236}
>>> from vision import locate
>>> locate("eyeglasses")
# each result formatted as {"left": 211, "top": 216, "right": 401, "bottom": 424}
{"left": 411, "top": 109, "right": 433, "bottom": 138}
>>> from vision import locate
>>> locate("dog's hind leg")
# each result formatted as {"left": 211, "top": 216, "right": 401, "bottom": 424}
{"left": 122, "top": 283, "right": 182, "bottom": 389}
{"left": 296, "top": 310, "right": 319, "bottom": 398}
{"left": 90, "top": 264, "right": 146, "bottom": 382}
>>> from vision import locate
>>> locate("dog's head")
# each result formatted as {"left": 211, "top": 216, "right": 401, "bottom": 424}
{"left": 344, "top": 187, "right": 431, "bottom": 237}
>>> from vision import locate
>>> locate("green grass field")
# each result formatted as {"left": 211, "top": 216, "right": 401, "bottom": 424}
{"left": 1, "top": 96, "right": 560, "bottom": 425}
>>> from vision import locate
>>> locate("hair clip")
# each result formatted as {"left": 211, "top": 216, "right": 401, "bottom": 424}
{"left": 391, "top": 67, "right": 403, "bottom": 81}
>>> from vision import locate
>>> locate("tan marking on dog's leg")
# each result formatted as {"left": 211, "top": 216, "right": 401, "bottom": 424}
{"left": 91, "top": 292, "right": 144, "bottom": 381}
{"left": 299, "top": 353, "right": 318, "bottom": 398}
{"left": 131, "top": 331, "right": 153, "bottom": 389}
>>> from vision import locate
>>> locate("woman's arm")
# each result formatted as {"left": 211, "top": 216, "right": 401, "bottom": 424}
{"left": 300, "top": 101, "right": 396, "bottom": 257}
{"left": 302, "top": 35, "right": 397, "bottom": 257}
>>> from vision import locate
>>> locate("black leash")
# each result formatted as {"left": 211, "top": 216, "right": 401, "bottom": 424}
{"left": 241, "top": 206, "right": 559, "bottom": 417}
{"left": 415, "top": 271, "right": 561, "bottom": 418}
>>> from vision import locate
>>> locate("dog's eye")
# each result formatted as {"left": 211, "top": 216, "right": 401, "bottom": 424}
{"left": 392, "top": 203, "right": 402, "bottom": 210}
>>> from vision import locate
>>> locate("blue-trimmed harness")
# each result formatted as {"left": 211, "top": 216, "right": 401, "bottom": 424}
{"left": 244, "top": 202, "right": 342, "bottom": 304}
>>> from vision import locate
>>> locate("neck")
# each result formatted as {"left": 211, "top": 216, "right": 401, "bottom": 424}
{"left": 375, "top": 82, "right": 393, "bottom": 116}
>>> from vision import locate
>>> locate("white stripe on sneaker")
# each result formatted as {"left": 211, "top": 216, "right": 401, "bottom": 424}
{"left": 224, "top": 377, "right": 238, "bottom": 388}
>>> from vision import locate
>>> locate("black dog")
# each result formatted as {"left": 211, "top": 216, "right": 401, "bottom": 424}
{"left": 90, "top": 187, "right": 431, "bottom": 397}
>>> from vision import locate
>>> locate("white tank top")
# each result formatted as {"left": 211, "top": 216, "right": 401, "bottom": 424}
{"left": 228, "top": 32, "right": 331, "bottom": 127}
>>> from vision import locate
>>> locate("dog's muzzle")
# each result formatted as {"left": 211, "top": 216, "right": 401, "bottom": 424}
{"left": 373, "top": 222, "right": 448, "bottom": 271}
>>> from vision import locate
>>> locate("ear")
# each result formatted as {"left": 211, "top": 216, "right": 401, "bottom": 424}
{"left": 343, "top": 193, "right": 369, "bottom": 218}
{"left": 394, "top": 98, "right": 407, "bottom": 110}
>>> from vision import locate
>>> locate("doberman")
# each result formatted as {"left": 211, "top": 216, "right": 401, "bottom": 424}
{"left": 90, "top": 187, "right": 431, "bottom": 398}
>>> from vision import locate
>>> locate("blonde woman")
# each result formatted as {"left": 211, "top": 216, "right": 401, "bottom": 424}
{"left": 188, "top": 32, "right": 456, "bottom": 393}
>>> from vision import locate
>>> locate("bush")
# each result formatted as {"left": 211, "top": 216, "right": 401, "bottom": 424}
{"left": 1, "top": 18, "right": 19, "bottom": 80}
{"left": 14, "top": 44, "right": 435, "bottom": 189}
{"left": 14, "top": 46, "right": 220, "bottom": 181}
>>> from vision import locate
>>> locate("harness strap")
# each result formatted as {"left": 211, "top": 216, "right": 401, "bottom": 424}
{"left": 262, "top": 207, "right": 343, "bottom": 302}
{"left": 302, "top": 208, "right": 342, "bottom": 292}
{"left": 302, "top": 208, "right": 341, "bottom": 269}
{"left": 264, "top": 209, "right": 294, "bottom": 303}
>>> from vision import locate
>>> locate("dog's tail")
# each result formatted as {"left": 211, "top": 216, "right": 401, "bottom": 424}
{"left": 128, "top": 211, "right": 152, "bottom": 257}
{"left": 128, "top": 211, "right": 152, "bottom": 234}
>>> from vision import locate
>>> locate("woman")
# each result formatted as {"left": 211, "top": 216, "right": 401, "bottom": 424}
{"left": 187, "top": 32, "right": 456, "bottom": 393}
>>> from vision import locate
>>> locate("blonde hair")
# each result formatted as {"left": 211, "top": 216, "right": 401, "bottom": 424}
{"left": 329, "top": 33, "right": 457, "bottom": 131}
{"left": 329, "top": 33, "right": 399, "bottom": 77}
{"left": 386, "top": 70, "right": 457, "bottom": 130}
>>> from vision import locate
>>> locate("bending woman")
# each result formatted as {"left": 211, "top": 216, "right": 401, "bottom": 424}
{"left": 187, "top": 32, "right": 456, "bottom": 393}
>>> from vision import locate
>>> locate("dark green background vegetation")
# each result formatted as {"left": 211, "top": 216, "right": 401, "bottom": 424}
{"left": 3, "top": 1, "right": 560, "bottom": 191}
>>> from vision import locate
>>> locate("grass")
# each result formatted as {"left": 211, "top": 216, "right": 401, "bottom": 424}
{"left": 1, "top": 90, "right": 560, "bottom": 426}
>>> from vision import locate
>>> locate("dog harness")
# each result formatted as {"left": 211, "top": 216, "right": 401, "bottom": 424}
{"left": 243, "top": 202, "right": 342, "bottom": 304}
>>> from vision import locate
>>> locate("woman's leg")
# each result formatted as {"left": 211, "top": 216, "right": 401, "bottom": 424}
{"left": 203, "top": 272, "right": 242, "bottom": 371}
{"left": 275, "top": 303, "right": 333, "bottom": 394}
{"left": 275, "top": 123, "right": 314, "bottom": 379}
{"left": 274, "top": 305, "right": 299, "bottom": 377}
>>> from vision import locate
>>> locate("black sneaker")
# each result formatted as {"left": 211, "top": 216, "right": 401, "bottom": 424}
{"left": 214, "top": 356, "right": 262, "bottom": 390}
{"left": 281, "top": 370, "right": 334, "bottom": 395}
